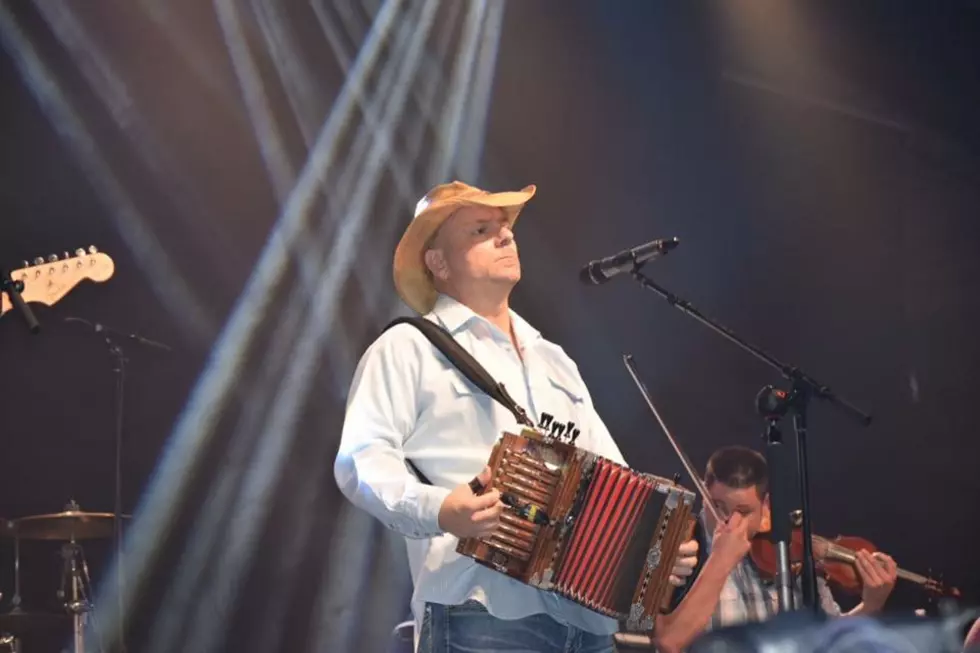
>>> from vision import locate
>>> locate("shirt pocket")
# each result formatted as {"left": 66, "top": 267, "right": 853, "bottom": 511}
{"left": 446, "top": 371, "right": 482, "bottom": 398}
{"left": 534, "top": 372, "right": 587, "bottom": 441}
{"left": 545, "top": 373, "right": 584, "bottom": 404}
{"left": 436, "top": 370, "right": 500, "bottom": 440}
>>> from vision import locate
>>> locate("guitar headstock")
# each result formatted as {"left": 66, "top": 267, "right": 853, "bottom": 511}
{"left": 1, "top": 246, "right": 115, "bottom": 316}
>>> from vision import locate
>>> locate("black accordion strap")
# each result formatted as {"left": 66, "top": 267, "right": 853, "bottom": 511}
{"left": 384, "top": 316, "right": 536, "bottom": 486}
{"left": 385, "top": 316, "right": 535, "bottom": 428}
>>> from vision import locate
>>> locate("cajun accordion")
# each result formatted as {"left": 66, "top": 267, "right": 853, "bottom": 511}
{"left": 456, "top": 428, "right": 696, "bottom": 632}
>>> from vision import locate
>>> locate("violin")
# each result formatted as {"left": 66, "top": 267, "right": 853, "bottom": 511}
{"left": 750, "top": 515, "right": 959, "bottom": 598}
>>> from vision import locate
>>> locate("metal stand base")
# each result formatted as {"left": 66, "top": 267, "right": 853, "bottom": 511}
{"left": 58, "top": 535, "right": 98, "bottom": 653}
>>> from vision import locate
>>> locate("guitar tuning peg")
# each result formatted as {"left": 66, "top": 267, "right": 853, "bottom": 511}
{"left": 88, "top": 245, "right": 98, "bottom": 254}
{"left": 63, "top": 252, "right": 70, "bottom": 260}
{"left": 21, "top": 260, "right": 29, "bottom": 268}
{"left": 34, "top": 257, "right": 44, "bottom": 265}
{"left": 48, "top": 254, "right": 58, "bottom": 262}
{"left": 75, "top": 248, "right": 85, "bottom": 257}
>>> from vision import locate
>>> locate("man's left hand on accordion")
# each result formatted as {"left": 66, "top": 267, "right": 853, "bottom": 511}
{"left": 669, "top": 538, "right": 699, "bottom": 587}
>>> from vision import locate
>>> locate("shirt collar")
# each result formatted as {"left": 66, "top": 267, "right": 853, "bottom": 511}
{"left": 428, "top": 293, "right": 541, "bottom": 349}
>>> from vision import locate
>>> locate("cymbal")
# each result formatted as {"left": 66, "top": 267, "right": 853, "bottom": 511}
{"left": 0, "top": 608, "right": 70, "bottom": 634}
{"left": 12, "top": 511, "right": 129, "bottom": 541}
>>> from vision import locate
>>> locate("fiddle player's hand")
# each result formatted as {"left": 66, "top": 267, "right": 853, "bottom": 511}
{"left": 438, "top": 467, "right": 505, "bottom": 539}
{"left": 711, "top": 512, "right": 751, "bottom": 569}
{"left": 669, "top": 539, "right": 699, "bottom": 587}
{"left": 856, "top": 549, "right": 898, "bottom": 613}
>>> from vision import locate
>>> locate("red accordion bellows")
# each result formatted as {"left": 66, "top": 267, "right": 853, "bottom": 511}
{"left": 556, "top": 459, "right": 656, "bottom": 607}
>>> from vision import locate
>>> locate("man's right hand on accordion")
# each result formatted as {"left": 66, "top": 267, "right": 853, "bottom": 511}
{"left": 437, "top": 467, "right": 506, "bottom": 539}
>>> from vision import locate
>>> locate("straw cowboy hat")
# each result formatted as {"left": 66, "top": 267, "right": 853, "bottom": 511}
{"left": 393, "top": 180, "right": 537, "bottom": 314}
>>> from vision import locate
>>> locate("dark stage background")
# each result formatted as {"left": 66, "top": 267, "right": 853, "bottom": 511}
{"left": 1, "top": 1, "right": 978, "bottom": 652}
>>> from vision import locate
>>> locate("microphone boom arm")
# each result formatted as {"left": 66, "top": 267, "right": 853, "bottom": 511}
{"left": 629, "top": 270, "right": 870, "bottom": 425}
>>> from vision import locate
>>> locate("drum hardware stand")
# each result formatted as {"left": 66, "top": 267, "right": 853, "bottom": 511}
{"left": 0, "top": 578, "right": 14, "bottom": 653}
{"left": 0, "top": 536, "right": 21, "bottom": 653}
{"left": 57, "top": 533, "right": 99, "bottom": 653}
{"left": 0, "top": 535, "right": 24, "bottom": 651}
{"left": 623, "top": 265, "right": 871, "bottom": 614}
{"left": 0, "top": 633, "right": 19, "bottom": 653}
{"left": 63, "top": 316, "right": 172, "bottom": 653}
{"left": 11, "top": 535, "right": 21, "bottom": 612}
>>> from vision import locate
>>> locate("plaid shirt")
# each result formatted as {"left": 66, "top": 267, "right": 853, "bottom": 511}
{"left": 702, "top": 515, "right": 842, "bottom": 630}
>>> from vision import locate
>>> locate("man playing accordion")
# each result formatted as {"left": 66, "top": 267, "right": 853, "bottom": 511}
{"left": 336, "top": 181, "right": 751, "bottom": 653}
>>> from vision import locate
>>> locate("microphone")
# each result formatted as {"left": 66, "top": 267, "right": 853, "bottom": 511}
{"left": 579, "top": 237, "right": 679, "bottom": 285}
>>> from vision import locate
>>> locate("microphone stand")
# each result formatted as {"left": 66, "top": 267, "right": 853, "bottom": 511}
{"left": 627, "top": 267, "right": 871, "bottom": 614}
{"left": 760, "top": 409, "right": 795, "bottom": 612}
{"left": 63, "top": 316, "right": 172, "bottom": 652}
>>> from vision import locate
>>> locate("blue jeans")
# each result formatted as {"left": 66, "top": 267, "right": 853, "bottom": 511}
{"left": 417, "top": 600, "right": 615, "bottom": 653}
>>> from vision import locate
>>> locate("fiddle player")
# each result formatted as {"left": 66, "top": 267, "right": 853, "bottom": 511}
{"left": 691, "top": 447, "right": 898, "bottom": 628}
{"left": 619, "top": 446, "right": 900, "bottom": 652}
{"left": 335, "top": 181, "right": 747, "bottom": 652}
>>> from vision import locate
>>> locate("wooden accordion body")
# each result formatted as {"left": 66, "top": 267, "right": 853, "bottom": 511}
{"left": 456, "top": 429, "right": 696, "bottom": 632}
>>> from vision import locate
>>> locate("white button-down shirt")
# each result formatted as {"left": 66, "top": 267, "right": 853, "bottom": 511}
{"left": 335, "top": 294, "right": 627, "bottom": 638}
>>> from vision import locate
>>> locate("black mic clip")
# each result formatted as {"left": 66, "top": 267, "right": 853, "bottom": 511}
{"left": 756, "top": 384, "right": 793, "bottom": 420}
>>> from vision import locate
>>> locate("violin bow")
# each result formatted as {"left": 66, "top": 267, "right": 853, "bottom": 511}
{"left": 622, "top": 354, "right": 726, "bottom": 525}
